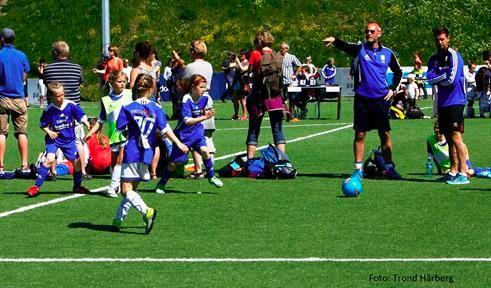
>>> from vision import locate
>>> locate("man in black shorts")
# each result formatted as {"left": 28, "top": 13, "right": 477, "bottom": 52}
{"left": 323, "top": 21, "right": 403, "bottom": 180}
{"left": 427, "top": 26, "right": 469, "bottom": 185}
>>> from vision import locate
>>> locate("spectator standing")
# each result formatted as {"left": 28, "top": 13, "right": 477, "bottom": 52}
{"left": 410, "top": 52, "right": 428, "bottom": 99}
{"left": 42, "top": 40, "right": 89, "bottom": 179}
{"left": 122, "top": 58, "right": 132, "bottom": 87}
{"left": 279, "top": 42, "right": 301, "bottom": 118}
{"left": 220, "top": 51, "right": 236, "bottom": 103}
{"left": 304, "top": 56, "right": 318, "bottom": 77}
{"left": 323, "top": 21, "right": 403, "bottom": 180}
{"left": 321, "top": 57, "right": 336, "bottom": 85}
{"left": 230, "top": 49, "right": 249, "bottom": 120}
{"left": 427, "top": 26, "right": 469, "bottom": 185}
{"left": 405, "top": 74, "right": 419, "bottom": 108}
{"left": 246, "top": 30, "right": 286, "bottom": 159}
{"left": 37, "top": 58, "right": 47, "bottom": 108}
{"left": 0, "top": 28, "right": 30, "bottom": 174}
{"left": 475, "top": 51, "right": 491, "bottom": 118}
{"left": 465, "top": 62, "right": 477, "bottom": 118}
{"left": 93, "top": 45, "right": 123, "bottom": 93}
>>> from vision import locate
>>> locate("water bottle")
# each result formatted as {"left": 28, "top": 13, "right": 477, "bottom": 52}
{"left": 425, "top": 157, "right": 433, "bottom": 178}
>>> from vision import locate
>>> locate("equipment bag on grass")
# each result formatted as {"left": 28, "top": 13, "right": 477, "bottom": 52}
{"left": 260, "top": 144, "right": 297, "bottom": 179}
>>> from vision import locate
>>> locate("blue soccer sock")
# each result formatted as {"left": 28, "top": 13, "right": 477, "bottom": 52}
{"left": 203, "top": 157, "right": 215, "bottom": 178}
{"left": 73, "top": 171, "right": 83, "bottom": 190}
{"left": 35, "top": 164, "right": 50, "bottom": 187}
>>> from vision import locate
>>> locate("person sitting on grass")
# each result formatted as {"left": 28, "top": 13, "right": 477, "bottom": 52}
{"left": 112, "top": 74, "right": 188, "bottom": 234}
{"left": 427, "top": 121, "right": 491, "bottom": 178}
{"left": 26, "top": 82, "right": 91, "bottom": 197}
{"left": 156, "top": 74, "right": 224, "bottom": 194}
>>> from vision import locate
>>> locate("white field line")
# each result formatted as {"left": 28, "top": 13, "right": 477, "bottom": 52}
{"left": 0, "top": 124, "right": 352, "bottom": 218}
{"left": 216, "top": 122, "right": 350, "bottom": 131}
{"left": 0, "top": 186, "right": 109, "bottom": 219}
{"left": 214, "top": 124, "right": 352, "bottom": 161}
{"left": 0, "top": 257, "right": 489, "bottom": 263}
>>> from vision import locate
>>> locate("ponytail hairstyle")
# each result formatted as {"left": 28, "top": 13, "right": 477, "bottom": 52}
{"left": 184, "top": 74, "right": 207, "bottom": 95}
{"left": 134, "top": 74, "right": 155, "bottom": 98}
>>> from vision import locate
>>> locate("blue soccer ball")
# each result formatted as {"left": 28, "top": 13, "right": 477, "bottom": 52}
{"left": 341, "top": 177, "right": 363, "bottom": 197}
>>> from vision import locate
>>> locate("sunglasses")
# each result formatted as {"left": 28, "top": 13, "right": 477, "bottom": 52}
{"left": 365, "top": 29, "right": 377, "bottom": 34}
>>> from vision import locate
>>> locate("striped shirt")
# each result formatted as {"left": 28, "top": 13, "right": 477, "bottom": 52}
{"left": 43, "top": 59, "right": 84, "bottom": 104}
{"left": 282, "top": 53, "right": 301, "bottom": 85}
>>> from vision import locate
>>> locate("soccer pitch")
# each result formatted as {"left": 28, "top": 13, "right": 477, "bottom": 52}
{"left": 0, "top": 99, "right": 490, "bottom": 287}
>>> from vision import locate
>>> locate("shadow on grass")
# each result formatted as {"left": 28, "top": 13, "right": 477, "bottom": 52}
{"left": 67, "top": 222, "right": 145, "bottom": 235}
{"left": 459, "top": 188, "right": 491, "bottom": 192}
{"left": 297, "top": 172, "right": 351, "bottom": 179}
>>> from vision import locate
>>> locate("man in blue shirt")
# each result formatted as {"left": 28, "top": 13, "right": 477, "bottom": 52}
{"left": 322, "top": 21, "right": 403, "bottom": 180}
{"left": 0, "top": 28, "right": 30, "bottom": 174}
{"left": 427, "top": 26, "right": 469, "bottom": 185}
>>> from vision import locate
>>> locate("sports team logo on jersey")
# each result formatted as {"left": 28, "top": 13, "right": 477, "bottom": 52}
{"left": 380, "top": 55, "right": 386, "bottom": 63}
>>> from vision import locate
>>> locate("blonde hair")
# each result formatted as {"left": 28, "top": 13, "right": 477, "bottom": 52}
{"left": 261, "top": 31, "right": 274, "bottom": 48}
{"left": 47, "top": 81, "right": 64, "bottom": 94}
{"left": 108, "top": 70, "right": 127, "bottom": 84}
{"left": 52, "top": 41, "right": 70, "bottom": 58}
{"left": 189, "top": 40, "right": 207, "bottom": 58}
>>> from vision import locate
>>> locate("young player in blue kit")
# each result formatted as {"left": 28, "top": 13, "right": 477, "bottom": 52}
{"left": 26, "top": 82, "right": 91, "bottom": 197}
{"left": 156, "top": 74, "right": 223, "bottom": 194}
{"left": 112, "top": 74, "right": 188, "bottom": 234}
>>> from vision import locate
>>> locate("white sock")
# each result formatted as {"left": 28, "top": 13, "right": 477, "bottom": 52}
{"left": 110, "top": 164, "right": 121, "bottom": 190}
{"left": 126, "top": 190, "right": 148, "bottom": 215}
{"left": 114, "top": 197, "right": 132, "bottom": 221}
{"left": 355, "top": 162, "right": 363, "bottom": 170}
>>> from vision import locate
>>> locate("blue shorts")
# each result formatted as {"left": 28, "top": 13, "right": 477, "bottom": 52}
{"left": 170, "top": 136, "right": 207, "bottom": 163}
{"left": 46, "top": 142, "right": 78, "bottom": 161}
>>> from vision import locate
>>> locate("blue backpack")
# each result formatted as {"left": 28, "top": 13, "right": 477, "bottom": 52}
{"left": 260, "top": 144, "right": 297, "bottom": 179}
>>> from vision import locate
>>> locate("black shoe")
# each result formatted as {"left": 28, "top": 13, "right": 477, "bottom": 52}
{"left": 83, "top": 173, "right": 93, "bottom": 180}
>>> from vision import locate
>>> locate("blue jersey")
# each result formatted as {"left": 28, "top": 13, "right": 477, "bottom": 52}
{"left": 427, "top": 48, "right": 466, "bottom": 108}
{"left": 333, "top": 39, "right": 402, "bottom": 99}
{"left": 0, "top": 44, "right": 30, "bottom": 98}
{"left": 321, "top": 64, "right": 336, "bottom": 84}
{"left": 40, "top": 100, "right": 86, "bottom": 147}
{"left": 173, "top": 93, "right": 211, "bottom": 142}
{"left": 117, "top": 98, "right": 169, "bottom": 164}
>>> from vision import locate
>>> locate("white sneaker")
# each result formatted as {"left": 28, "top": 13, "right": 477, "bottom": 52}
{"left": 208, "top": 176, "right": 223, "bottom": 188}
{"left": 107, "top": 187, "right": 118, "bottom": 198}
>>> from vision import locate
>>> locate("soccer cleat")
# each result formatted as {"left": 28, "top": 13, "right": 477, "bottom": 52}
{"left": 446, "top": 173, "right": 470, "bottom": 185}
{"left": 155, "top": 181, "right": 166, "bottom": 194}
{"left": 351, "top": 169, "right": 364, "bottom": 180}
{"left": 26, "top": 185, "right": 40, "bottom": 197}
{"left": 112, "top": 218, "right": 122, "bottom": 232}
{"left": 106, "top": 187, "right": 118, "bottom": 198}
{"left": 143, "top": 208, "right": 157, "bottom": 234}
{"left": 383, "top": 167, "right": 402, "bottom": 180}
{"left": 73, "top": 186, "right": 91, "bottom": 194}
{"left": 208, "top": 176, "right": 224, "bottom": 188}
